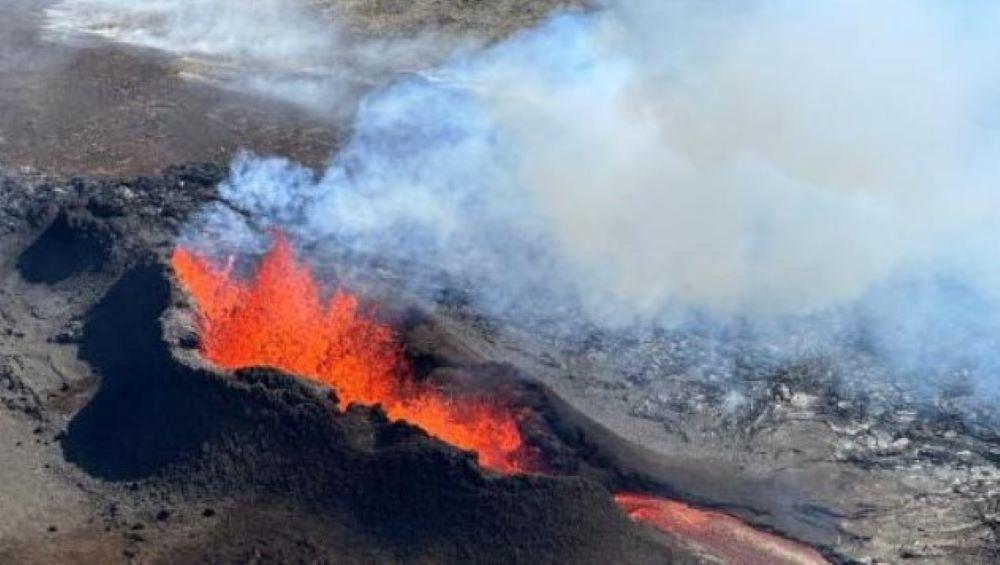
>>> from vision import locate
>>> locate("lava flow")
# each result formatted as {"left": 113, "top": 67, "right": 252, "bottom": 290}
{"left": 172, "top": 234, "right": 525, "bottom": 473}
{"left": 615, "top": 493, "right": 828, "bottom": 564}
{"left": 172, "top": 234, "right": 827, "bottom": 563}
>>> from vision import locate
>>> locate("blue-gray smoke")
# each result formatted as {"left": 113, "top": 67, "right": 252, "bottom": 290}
{"left": 184, "top": 0, "right": 1000, "bottom": 397}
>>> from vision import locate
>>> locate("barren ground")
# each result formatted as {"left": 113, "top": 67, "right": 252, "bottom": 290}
{"left": 1, "top": 0, "right": 337, "bottom": 178}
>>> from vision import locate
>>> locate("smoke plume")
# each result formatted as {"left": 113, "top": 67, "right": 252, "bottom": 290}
{"left": 43, "top": 0, "right": 465, "bottom": 118}
{"left": 176, "top": 1, "right": 1000, "bottom": 394}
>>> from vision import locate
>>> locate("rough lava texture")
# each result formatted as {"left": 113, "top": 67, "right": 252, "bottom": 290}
{"left": 0, "top": 164, "right": 692, "bottom": 563}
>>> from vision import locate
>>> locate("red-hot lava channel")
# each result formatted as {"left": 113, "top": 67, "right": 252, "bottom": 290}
{"left": 615, "top": 494, "right": 828, "bottom": 564}
{"left": 172, "top": 234, "right": 828, "bottom": 564}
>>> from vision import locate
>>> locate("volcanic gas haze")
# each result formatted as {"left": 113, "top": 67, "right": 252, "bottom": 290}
{"left": 177, "top": 0, "right": 1000, "bottom": 394}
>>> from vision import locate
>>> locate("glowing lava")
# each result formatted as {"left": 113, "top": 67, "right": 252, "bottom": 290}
{"left": 614, "top": 493, "right": 828, "bottom": 564}
{"left": 173, "top": 234, "right": 826, "bottom": 561}
{"left": 172, "top": 234, "right": 525, "bottom": 473}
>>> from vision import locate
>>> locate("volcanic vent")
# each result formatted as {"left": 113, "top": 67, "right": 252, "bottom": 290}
{"left": 6, "top": 166, "right": 995, "bottom": 563}
{"left": 168, "top": 230, "right": 830, "bottom": 564}
{"left": 58, "top": 246, "right": 676, "bottom": 561}
{"left": 0, "top": 163, "right": 836, "bottom": 564}
{"left": 172, "top": 235, "right": 527, "bottom": 474}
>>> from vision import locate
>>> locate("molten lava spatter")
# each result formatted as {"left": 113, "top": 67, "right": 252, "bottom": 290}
{"left": 173, "top": 236, "right": 826, "bottom": 561}
{"left": 614, "top": 493, "right": 828, "bottom": 564}
{"left": 172, "top": 235, "right": 525, "bottom": 473}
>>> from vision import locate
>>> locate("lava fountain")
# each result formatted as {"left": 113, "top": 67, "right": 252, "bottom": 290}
{"left": 172, "top": 234, "right": 525, "bottom": 473}
{"left": 172, "top": 233, "right": 828, "bottom": 564}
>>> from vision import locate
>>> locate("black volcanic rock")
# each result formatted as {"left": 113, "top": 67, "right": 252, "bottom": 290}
{"left": 60, "top": 258, "right": 682, "bottom": 563}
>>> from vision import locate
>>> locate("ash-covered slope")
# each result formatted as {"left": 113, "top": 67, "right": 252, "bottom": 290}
{"left": 0, "top": 166, "right": 687, "bottom": 563}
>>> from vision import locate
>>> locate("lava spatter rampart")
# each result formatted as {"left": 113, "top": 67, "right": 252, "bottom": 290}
{"left": 172, "top": 234, "right": 525, "bottom": 473}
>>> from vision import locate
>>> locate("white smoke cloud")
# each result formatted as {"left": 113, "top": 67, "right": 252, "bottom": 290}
{"left": 43, "top": 0, "right": 467, "bottom": 118}
{"left": 180, "top": 1, "right": 1000, "bottom": 390}
{"left": 487, "top": 0, "right": 1000, "bottom": 315}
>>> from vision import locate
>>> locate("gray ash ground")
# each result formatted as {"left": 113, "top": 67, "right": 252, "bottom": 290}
{"left": 2, "top": 164, "right": 997, "bottom": 563}
{"left": 1, "top": 0, "right": 581, "bottom": 180}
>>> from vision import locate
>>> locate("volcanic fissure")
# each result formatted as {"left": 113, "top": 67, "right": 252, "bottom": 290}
{"left": 171, "top": 232, "right": 829, "bottom": 564}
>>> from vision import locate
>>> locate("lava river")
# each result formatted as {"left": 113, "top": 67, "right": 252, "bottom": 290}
{"left": 172, "top": 234, "right": 828, "bottom": 564}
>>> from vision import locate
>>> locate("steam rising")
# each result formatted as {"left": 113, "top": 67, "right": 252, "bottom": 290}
{"left": 175, "top": 1, "right": 1000, "bottom": 392}
{"left": 44, "top": 0, "right": 465, "bottom": 118}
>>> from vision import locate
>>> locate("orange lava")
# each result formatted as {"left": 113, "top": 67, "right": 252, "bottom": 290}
{"left": 172, "top": 234, "right": 525, "bottom": 473}
{"left": 173, "top": 234, "right": 826, "bottom": 561}
{"left": 614, "top": 493, "right": 829, "bottom": 564}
